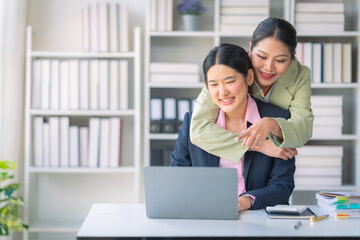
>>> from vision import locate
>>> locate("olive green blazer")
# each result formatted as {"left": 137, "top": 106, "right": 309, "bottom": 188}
{"left": 190, "top": 60, "right": 314, "bottom": 163}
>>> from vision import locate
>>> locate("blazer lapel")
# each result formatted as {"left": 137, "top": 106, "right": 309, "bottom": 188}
{"left": 243, "top": 121, "right": 255, "bottom": 184}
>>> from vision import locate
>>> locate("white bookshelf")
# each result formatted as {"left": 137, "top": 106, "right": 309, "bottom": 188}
{"left": 144, "top": 0, "right": 360, "bottom": 203}
{"left": 23, "top": 25, "right": 142, "bottom": 240}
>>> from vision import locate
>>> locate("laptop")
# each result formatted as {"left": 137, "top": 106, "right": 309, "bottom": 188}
{"left": 144, "top": 166, "right": 239, "bottom": 220}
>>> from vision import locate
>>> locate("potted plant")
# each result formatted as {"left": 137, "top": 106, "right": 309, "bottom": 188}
{"left": 0, "top": 160, "right": 27, "bottom": 236}
{"left": 177, "top": 0, "right": 207, "bottom": 31}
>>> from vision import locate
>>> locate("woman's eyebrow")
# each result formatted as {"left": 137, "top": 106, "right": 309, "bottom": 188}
{"left": 208, "top": 75, "right": 235, "bottom": 83}
{"left": 257, "top": 49, "right": 289, "bottom": 58}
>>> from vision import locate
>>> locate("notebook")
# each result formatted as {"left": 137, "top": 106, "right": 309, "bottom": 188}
{"left": 265, "top": 207, "right": 316, "bottom": 219}
{"left": 144, "top": 166, "right": 239, "bottom": 220}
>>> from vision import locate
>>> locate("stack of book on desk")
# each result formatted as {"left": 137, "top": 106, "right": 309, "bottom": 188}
{"left": 316, "top": 191, "right": 360, "bottom": 219}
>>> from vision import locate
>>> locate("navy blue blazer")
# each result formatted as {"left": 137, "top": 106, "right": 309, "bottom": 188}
{"left": 170, "top": 97, "right": 295, "bottom": 210}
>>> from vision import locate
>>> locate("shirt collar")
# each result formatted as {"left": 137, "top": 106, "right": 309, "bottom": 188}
{"left": 216, "top": 94, "right": 261, "bottom": 130}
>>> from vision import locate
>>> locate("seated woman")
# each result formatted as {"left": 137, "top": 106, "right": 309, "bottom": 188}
{"left": 171, "top": 43, "right": 295, "bottom": 211}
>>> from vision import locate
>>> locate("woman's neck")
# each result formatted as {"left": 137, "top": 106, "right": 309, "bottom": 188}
{"left": 224, "top": 104, "right": 247, "bottom": 134}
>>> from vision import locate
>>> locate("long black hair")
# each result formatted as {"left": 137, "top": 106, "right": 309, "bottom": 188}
{"left": 250, "top": 17, "right": 297, "bottom": 58}
{"left": 203, "top": 43, "right": 253, "bottom": 86}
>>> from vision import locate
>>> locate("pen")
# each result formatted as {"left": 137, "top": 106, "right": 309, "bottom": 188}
{"left": 294, "top": 220, "right": 301, "bottom": 230}
{"left": 310, "top": 214, "right": 329, "bottom": 222}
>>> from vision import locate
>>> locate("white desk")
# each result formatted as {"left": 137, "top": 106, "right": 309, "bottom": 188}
{"left": 77, "top": 204, "right": 360, "bottom": 239}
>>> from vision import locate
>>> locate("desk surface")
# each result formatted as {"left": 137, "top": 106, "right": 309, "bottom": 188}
{"left": 77, "top": 204, "right": 360, "bottom": 238}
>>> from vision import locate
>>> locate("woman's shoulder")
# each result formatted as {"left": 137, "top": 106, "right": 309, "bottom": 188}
{"left": 252, "top": 96, "right": 290, "bottom": 119}
{"left": 289, "top": 59, "right": 311, "bottom": 81}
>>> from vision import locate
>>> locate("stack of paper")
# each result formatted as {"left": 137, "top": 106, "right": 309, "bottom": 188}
{"left": 150, "top": 62, "right": 200, "bottom": 84}
{"left": 316, "top": 191, "right": 360, "bottom": 219}
{"left": 311, "top": 95, "right": 343, "bottom": 138}
{"left": 295, "top": 1, "right": 345, "bottom": 32}
{"left": 295, "top": 145, "right": 343, "bottom": 188}
{"left": 219, "top": 0, "right": 269, "bottom": 33}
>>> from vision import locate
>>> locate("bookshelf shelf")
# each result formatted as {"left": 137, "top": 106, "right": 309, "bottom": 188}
{"left": 30, "top": 109, "right": 136, "bottom": 117}
{"left": 149, "top": 31, "right": 216, "bottom": 37}
{"left": 149, "top": 82, "right": 204, "bottom": 89}
{"left": 31, "top": 51, "right": 136, "bottom": 58}
{"left": 297, "top": 31, "right": 360, "bottom": 37}
{"left": 311, "top": 83, "right": 360, "bottom": 89}
{"left": 29, "top": 166, "right": 136, "bottom": 174}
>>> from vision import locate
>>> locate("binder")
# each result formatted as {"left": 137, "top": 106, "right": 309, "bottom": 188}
{"left": 176, "top": 99, "right": 190, "bottom": 132}
{"left": 163, "top": 98, "right": 176, "bottom": 133}
{"left": 150, "top": 98, "right": 162, "bottom": 133}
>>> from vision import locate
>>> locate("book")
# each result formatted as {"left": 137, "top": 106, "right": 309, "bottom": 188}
{"left": 176, "top": 99, "right": 191, "bottom": 132}
{"left": 295, "top": 2, "right": 344, "bottom": 13}
{"left": 295, "top": 156, "right": 342, "bottom": 167}
{"left": 295, "top": 176, "right": 342, "bottom": 186}
{"left": 150, "top": 98, "right": 162, "bottom": 133}
{"left": 266, "top": 205, "right": 308, "bottom": 214}
{"left": 333, "top": 43, "right": 342, "bottom": 83}
{"left": 109, "top": 3, "right": 119, "bottom": 52}
{"left": 88, "top": 118, "right": 100, "bottom": 167}
{"left": 41, "top": 59, "right": 50, "bottom": 109}
{"left": 69, "top": 126, "right": 80, "bottom": 167}
{"left": 297, "top": 145, "right": 343, "bottom": 157}
{"left": 312, "top": 43, "right": 323, "bottom": 83}
{"left": 43, "top": 123, "right": 50, "bottom": 167}
{"left": 221, "top": 0, "right": 269, "bottom": 7}
{"left": 98, "top": 2, "right": 109, "bottom": 52}
{"left": 150, "top": 0, "right": 157, "bottom": 31}
{"left": 50, "top": 59, "right": 60, "bottom": 109}
{"left": 220, "top": 15, "right": 267, "bottom": 24}
{"left": 311, "top": 106, "right": 342, "bottom": 116}
{"left": 69, "top": 59, "right": 79, "bottom": 109}
{"left": 295, "top": 166, "right": 341, "bottom": 176}
{"left": 220, "top": 24, "right": 258, "bottom": 33}
{"left": 311, "top": 95, "right": 342, "bottom": 106}
{"left": 150, "top": 74, "right": 200, "bottom": 83}
{"left": 157, "top": 0, "right": 166, "bottom": 31}
{"left": 49, "top": 117, "right": 60, "bottom": 168}
{"left": 295, "top": 13, "right": 344, "bottom": 23}
{"left": 220, "top": 6, "right": 269, "bottom": 15}
{"left": 313, "top": 116, "right": 342, "bottom": 126}
{"left": 312, "top": 126, "right": 342, "bottom": 137}
{"left": 109, "top": 117, "right": 122, "bottom": 168}
{"left": 99, "top": 118, "right": 110, "bottom": 168}
{"left": 119, "top": 3, "right": 129, "bottom": 51}
{"left": 79, "top": 60, "right": 89, "bottom": 109}
{"left": 89, "top": 3, "right": 99, "bottom": 52}
{"left": 150, "top": 62, "right": 199, "bottom": 73}
{"left": 166, "top": 0, "right": 173, "bottom": 31}
{"left": 60, "top": 60, "right": 69, "bottom": 109}
{"left": 342, "top": 43, "right": 352, "bottom": 83}
{"left": 295, "top": 42, "right": 303, "bottom": 64}
{"left": 79, "top": 126, "right": 88, "bottom": 167}
{"left": 163, "top": 98, "right": 176, "bottom": 133}
{"left": 119, "top": 60, "right": 128, "bottom": 109}
{"left": 302, "top": 42, "right": 312, "bottom": 77}
{"left": 109, "top": 60, "right": 119, "bottom": 110}
{"left": 323, "top": 43, "right": 333, "bottom": 83}
{"left": 296, "top": 23, "right": 344, "bottom": 32}
{"left": 33, "top": 117, "right": 44, "bottom": 167}
{"left": 99, "top": 60, "right": 109, "bottom": 110}
{"left": 60, "top": 117, "right": 69, "bottom": 167}
{"left": 32, "top": 60, "right": 41, "bottom": 108}
{"left": 90, "top": 60, "right": 99, "bottom": 110}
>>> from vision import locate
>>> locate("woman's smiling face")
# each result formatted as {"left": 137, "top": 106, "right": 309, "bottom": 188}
{"left": 249, "top": 37, "right": 292, "bottom": 93}
{"left": 207, "top": 64, "right": 253, "bottom": 115}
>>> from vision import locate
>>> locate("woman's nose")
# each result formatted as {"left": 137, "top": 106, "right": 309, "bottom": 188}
{"left": 219, "top": 84, "right": 229, "bottom": 96}
{"left": 264, "top": 59, "right": 275, "bottom": 72}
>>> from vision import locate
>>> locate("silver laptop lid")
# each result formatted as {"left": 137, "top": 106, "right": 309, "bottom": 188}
{"left": 144, "top": 166, "right": 239, "bottom": 220}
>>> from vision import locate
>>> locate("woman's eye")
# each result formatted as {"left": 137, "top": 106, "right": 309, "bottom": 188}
{"left": 226, "top": 80, "right": 235, "bottom": 84}
{"left": 209, "top": 83, "right": 217, "bottom": 87}
{"left": 257, "top": 55, "right": 266, "bottom": 59}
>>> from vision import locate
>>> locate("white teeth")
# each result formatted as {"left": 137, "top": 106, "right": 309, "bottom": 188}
{"left": 221, "top": 97, "right": 233, "bottom": 102}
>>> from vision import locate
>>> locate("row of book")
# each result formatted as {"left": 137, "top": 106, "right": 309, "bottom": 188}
{"left": 150, "top": 97, "right": 195, "bottom": 133}
{"left": 149, "top": 0, "right": 173, "bottom": 31}
{"left": 82, "top": 2, "right": 129, "bottom": 52}
{"left": 150, "top": 62, "right": 200, "bottom": 83}
{"left": 32, "top": 59, "right": 129, "bottom": 110}
{"left": 296, "top": 42, "right": 352, "bottom": 84}
{"left": 295, "top": 145, "right": 343, "bottom": 188}
{"left": 33, "top": 117, "right": 122, "bottom": 168}
{"left": 316, "top": 191, "right": 360, "bottom": 219}
{"left": 295, "top": 1, "right": 345, "bottom": 32}
{"left": 220, "top": 0, "right": 269, "bottom": 33}
{"left": 311, "top": 95, "right": 343, "bottom": 138}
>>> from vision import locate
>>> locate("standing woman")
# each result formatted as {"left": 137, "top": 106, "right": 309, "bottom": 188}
{"left": 190, "top": 17, "right": 313, "bottom": 163}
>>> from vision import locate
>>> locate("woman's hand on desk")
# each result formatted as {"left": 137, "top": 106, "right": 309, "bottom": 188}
{"left": 238, "top": 196, "right": 251, "bottom": 211}
{"left": 250, "top": 140, "right": 297, "bottom": 160}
